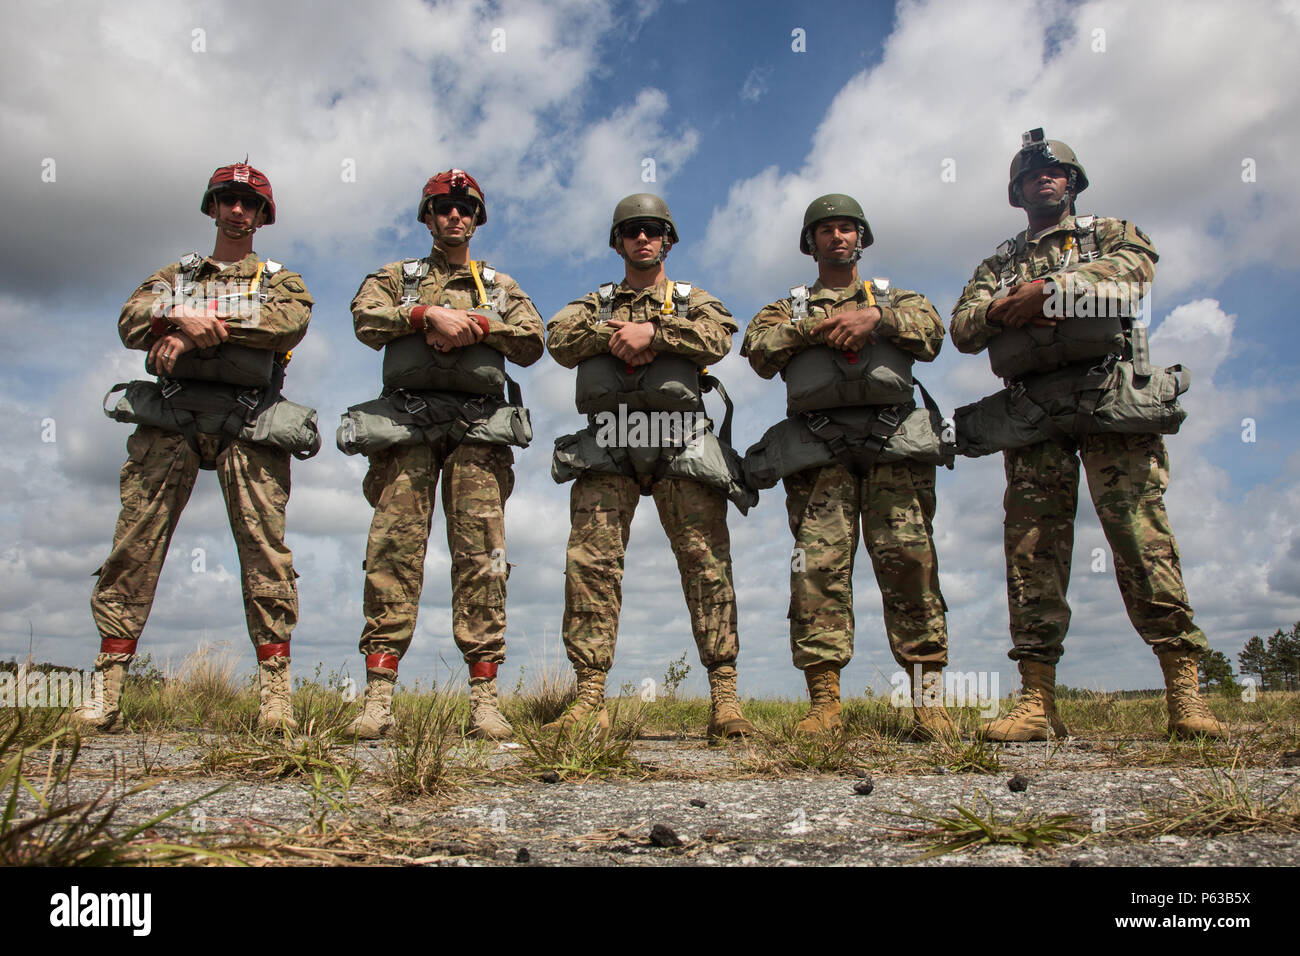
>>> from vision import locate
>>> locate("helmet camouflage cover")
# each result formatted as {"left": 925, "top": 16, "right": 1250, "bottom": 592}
{"left": 1008, "top": 129, "right": 1089, "bottom": 207}
{"left": 609, "top": 193, "right": 680, "bottom": 248}
{"left": 800, "top": 193, "right": 872, "bottom": 255}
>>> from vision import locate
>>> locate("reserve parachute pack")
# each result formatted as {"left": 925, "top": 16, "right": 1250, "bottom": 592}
{"left": 574, "top": 281, "right": 704, "bottom": 414}
{"left": 742, "top": 278, "right": 952, "bottom": 487}
{"left": 337, "top": 258, "right": 531, "bottom": 457}
{"left": 103, "top": 253, "right": 321, "bottom": 466}
{"left": 552, "top": 279, "right": 755, "bottom": 513}
{"left": 953, "top": 352, "right": 1189, "bottom": 457}
{"left": 743, "top": 381, "right": 954, "bottom": 489}
{"left": 955, "top": 218, "right": 1186, "bottom": 456}
{"left": 781, "top": 279, "right": 915, "bottom": 411}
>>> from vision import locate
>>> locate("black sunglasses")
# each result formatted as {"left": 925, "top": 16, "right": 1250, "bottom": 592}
{"left": 434, "top": 199, "right": 477, "bottom": 218}
{"left": 622, "top": 220, "right": 666, "bottom": 240}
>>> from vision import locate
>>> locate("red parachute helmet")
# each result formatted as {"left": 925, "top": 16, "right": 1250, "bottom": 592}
{"left": 201, "top": 163, "right": 276, "bottom": 225}
{"left": 417, "top": 169, "right": 486, "bottom": 225}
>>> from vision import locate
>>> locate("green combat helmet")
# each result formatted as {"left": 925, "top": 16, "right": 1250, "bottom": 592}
{"left": 1008, "top": 128, "right": 1089, "bottom": 209}
{"left": 609, "top": 193, "right": 680, "bottom": 257}
{"left": 800, "top": 193, "right": 873, "bottom": 260}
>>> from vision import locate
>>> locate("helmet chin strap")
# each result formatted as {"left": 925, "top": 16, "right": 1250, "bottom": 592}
{"left": 215, "top": 217, "right": 257, "bottom": 239}
{"left": 621, "top": 240, "right": 670, "bottom": 270}
{"left": 1018, "top": 168, "right": 1077, "bottom": 218}
{"left": 431, "top": 217, "right": 476, "bottom": 246}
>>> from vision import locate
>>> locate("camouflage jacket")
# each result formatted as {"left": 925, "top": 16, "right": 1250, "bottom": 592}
{"left": 741, "top": 277, "right": 945, "bottom": 380}
{"left": 119, "top": 251, "right": 313, "bottom": 354}
{"left": 950, "top": 213, "right": 1158, "bottom": 355}
{"left": 351, "top": 245, "right": 544, "bottom": 366}
{"left": 546, "top": 278, "right": 736, "bottom": 369}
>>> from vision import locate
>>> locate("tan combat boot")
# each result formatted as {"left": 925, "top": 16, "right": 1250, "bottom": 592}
{"left": 982, "top": 659, "right": 1068, "bottom": 741}
{"left": 1158, "top": 649, "right": 1228, "bottom": 740}
{"left": 706, "top": 665, "right": 755, "bottom": 741}
{"left": 349, "top": 672, "right": 397, "bottom": 740}
{"left": 541, "top": 666, "right": 610, "bottom": 735}
{"left": 467, "top": 662, "right": 514, "bottom": 740}
{"left": 71, "top": 654, "right": 129, "bottom": 733}
{"left": 908, "top": 663, "right": 960, "bottom": 742}
{"left": 255, "top": 654, "right": 298, "bottom": 734}
{"left": 794, "top": 662, "right": 842, "bottom": 735}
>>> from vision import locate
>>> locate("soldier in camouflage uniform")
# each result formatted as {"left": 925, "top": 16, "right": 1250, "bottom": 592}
{"left": 951, "top": 130, "right": 1226, "bottom": 740}
{"left": 78, "top": 163, "right": 313, "bottom": 734}
{"left": 347, "top": 170, "right": 543, "bottom": 740}
{"left": 544, "top": 194, "right": 755, "bottom": 740}
{"left": 743, "top": 195, "right": 958, "bottom": 739}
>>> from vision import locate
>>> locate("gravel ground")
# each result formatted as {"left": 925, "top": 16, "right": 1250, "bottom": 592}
{"left": 20, "top": 732, "right": 1298, "bottom": 867}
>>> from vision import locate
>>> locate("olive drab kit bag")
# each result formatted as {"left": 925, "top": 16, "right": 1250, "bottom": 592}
{"left": 742, "top": 278, "right": 955, "bottom": 488}
{"left": 952, "top": 217, "right": 1189, "bottom": 458}
{"left": 551, "top": 280, "right": 756, "bottom": 513}
{"left": 103, "top": 253, "right": 321, "bottom": 464}
{"left": 336, "top": 258, "right": 532, "bottom": 457}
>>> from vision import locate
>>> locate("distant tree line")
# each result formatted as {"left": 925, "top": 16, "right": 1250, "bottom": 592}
{"left": 1236, "top": 622, "right": 1300, "bottom": 691}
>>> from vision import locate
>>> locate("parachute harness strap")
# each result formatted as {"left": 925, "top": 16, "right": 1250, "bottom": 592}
{"left": 400, "top": 258, "right": 431, "bottom": 306}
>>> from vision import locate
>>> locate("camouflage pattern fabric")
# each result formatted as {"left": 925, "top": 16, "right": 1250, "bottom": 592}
{"left": 351, "top": 245, "right": 544, "bottom": 363}
{"left": 743, "top": 276, "right": 950, "bottom": 672}
{"left": 118, "top": 251, "right": 313, "bottom": 352}
{"left": 90, "top": 428, "right": 298, "bottom": 652}
{"left": 561, "top": 471, "right": 738, "bottom": 672}
{"left": 783, "top": 461, "right": 948, "bottom": 670}
{"left": 949, "top": 214, "right": 1156, "bottom": 355}
{"left": 548, "top": 277, "right": 741, "bottom": 673}
{"left": 351, "top": 244, "right": 542, "bottom": 669}
{"left": 952, "top": 211, "right": 1206, "bottom": 663}
{"left": 546, "top": 278, "right": 735, "bottom": 369}
{"left": 742, "top": 279, "right": 945, "bottom": 378}
{"left": 1003, "top": 432, "right": 1208, "bottom": 663}
{"left": 359, "top": 440, "right": 515, "bottom": 666}
{"left": 94, "top": 250, "right": 311, "bottom": 658}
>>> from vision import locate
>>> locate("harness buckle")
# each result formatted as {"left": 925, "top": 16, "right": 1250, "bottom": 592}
{"left": 159, "top": 378, "right": 181, "bottom": 399}
{"left": 403, "top": 392, "right": 428, "bottom": 415}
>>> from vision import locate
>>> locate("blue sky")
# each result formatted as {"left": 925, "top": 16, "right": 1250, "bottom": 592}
{"left": 2, "top": 0, "right": 1298, "bottom": 701}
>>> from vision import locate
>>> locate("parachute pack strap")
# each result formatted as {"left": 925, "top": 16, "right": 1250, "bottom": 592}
{"left": 247, "top": 259, "right": 267, "bottom": 298}
{"left": 863, "top": 405, "right": 905, "bottom": 458}
{"left": 789, "top": 286, "right": 809, "bottom": 321}
{"left": 469, "top": 260, "right": 490, "bottom": 308}
{"left": 218, "top": 387, "right": 264, "bottom": 440}
{"left": 596, "top": 283, "right": 615, "bottom": 323}
{"left": 1008, "top": 383, "right": 1076, "bottom": 453}
{"left": 913, "top": 377, "right": 942, "bottom": 417}
{"left": 255, "top": 259, "right": 282, "bottom": 301}
{"left": 995, "top": 239, "right": 1017, "bottom": 289}
{"left": 699, "top": 372, "right": 734, "bottom": 446}
{"left": 862, "top": 280, "right": 876, "bottom": 308}
{"left": 156, "top": 386, "right": 205, "bottom": 460}
{"left": 102, "top": 383, "right": 129, "bottom": 418}
{"left": 670, "top": 281, "right": 691, "bottom": 316}
{"left": 802, "top": 413, "right": 860, "bottom": 475}
{"left": 176, "top": 252, "right": 201, "bottom": 297}
{"left": 504, "top": 370, "right": 523, "bottom": 408}
{"left": 1075, "top": 216, "right": 1099, "bottom": 262}
{"left": 1126, "top": 322, "right": 1152, "bottom": 376}
{"left": 400, "top": 258, "right": 430, "bottom": 306}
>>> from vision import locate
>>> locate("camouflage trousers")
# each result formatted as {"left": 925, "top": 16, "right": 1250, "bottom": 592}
{"left": 359, "top": 440, "right": 514, "bottom": 671}
{"left": 90, "top": 426, "right": 298, "bottom": 661}
{"left": 783, "top": 460, "right": 948, "bottom": 671}
{"left": 562, "top": 472, "right": 738, "bottom": 673}
{"left": 1003, "top": 432, "right": 1208, "bottom": 664}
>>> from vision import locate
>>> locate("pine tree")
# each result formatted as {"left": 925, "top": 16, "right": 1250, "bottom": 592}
{"left": 1238, "top": 635, "right": 1270, "bottom": 690}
